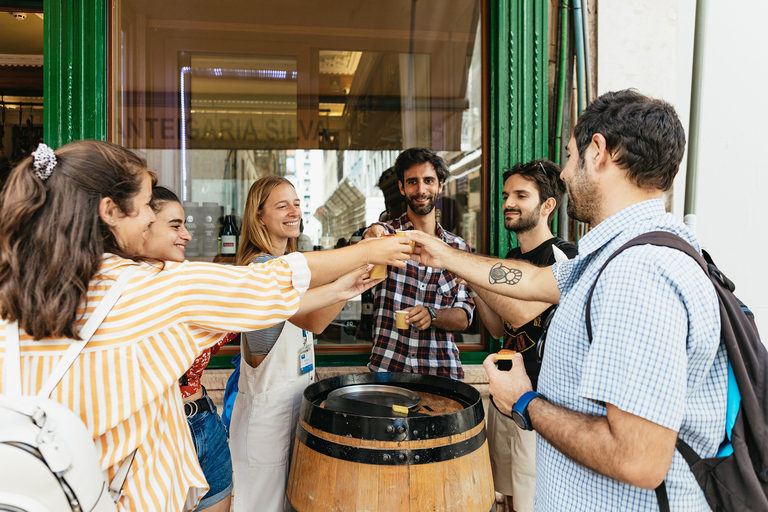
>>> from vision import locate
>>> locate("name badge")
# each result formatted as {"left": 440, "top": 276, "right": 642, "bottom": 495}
{"left": 300, "top": 330, "right": 314, "bottom": 375}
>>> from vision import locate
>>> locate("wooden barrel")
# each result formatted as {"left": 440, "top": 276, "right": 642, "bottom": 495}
{"left": 285, "top": 372, "right": 495, "bottom": 512}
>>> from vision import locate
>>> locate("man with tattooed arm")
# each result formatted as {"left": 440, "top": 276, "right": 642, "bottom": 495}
{"left": 407, "top": 90, "right": 726, "bottom": 511}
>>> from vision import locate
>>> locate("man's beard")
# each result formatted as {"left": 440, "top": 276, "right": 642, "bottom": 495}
{"left": 565, "top": 160, "right": 601, "bottom": 225}
{"left": 406, "top": 192, "right": 438, "bottom": 216}
{"left": 504, "top": 204, "right": 541, "bottom": 233}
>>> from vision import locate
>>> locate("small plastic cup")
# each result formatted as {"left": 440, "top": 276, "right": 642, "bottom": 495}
{"left": 369, "top": 264, "right": 387, "bottom": 279}
{"left": 396, "top": 310, "right": 409, "bottom": 329}
{"left": 396, "top": 230, "right": 416, "bottom": 251}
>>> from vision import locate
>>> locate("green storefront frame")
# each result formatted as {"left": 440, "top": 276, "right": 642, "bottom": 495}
{"left": 39, "top": 0, "right": 549, "bottom": 369}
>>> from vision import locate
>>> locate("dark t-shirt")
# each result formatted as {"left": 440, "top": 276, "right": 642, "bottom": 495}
{"left": 501, "top": 237, "right": 577, "bottom": 390}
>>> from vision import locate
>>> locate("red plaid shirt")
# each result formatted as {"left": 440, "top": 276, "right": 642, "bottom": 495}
{"left": 367, "top": 214, "right": 475, "bottom": 379}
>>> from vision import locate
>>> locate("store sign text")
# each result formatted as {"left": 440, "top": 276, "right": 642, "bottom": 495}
{"left": 118, "top": 115, "right": 323, "bottom": 147}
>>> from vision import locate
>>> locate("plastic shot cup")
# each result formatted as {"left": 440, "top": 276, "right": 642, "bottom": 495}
{"left": 395, "top": 310, "right": 409, "bottom": 329}
{"left": 368, "top": 233, "right": 397, "bottom": 279}
{"left": 396, "top": 230, "right": 416, "bottom": 251}
{"left": 369, "top": 264, "right": 387, "bottom": 279}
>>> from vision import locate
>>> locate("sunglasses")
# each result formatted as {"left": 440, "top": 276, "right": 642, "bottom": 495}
{"left": 537, "top": 307, "right": 557, "bottom": 363}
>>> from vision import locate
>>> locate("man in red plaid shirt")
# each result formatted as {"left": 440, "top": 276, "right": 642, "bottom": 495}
{"left": 365, "top": 147, "right": 475, "bottom": 379}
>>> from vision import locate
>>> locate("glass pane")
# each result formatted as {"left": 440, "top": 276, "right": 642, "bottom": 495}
{"left": 114, "top": 0, "right": 483, "bottom": 348}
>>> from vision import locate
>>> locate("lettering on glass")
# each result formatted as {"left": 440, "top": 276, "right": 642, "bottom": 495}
{"left": 117, "top": 115, "right": 320, "bottom": 148}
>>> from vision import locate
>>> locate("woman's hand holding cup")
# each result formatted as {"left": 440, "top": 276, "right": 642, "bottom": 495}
{"left": 362, "top": 233, "right": 412, "bottom": 269}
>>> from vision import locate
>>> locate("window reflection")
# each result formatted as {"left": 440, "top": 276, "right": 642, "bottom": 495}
{"left": 114, "top": 0, "right": 483, "bottom": 347}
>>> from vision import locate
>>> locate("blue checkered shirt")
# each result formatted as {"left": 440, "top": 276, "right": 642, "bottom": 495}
{"left": 367, "top": 214, "right": 475, "bottom": 379}
{"left": 536, "top": 199, "right": 727, "bottom": 511}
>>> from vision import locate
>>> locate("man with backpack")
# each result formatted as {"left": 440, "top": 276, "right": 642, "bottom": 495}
{"left": 409, "top": 89, "right": 728, "bottom": 511}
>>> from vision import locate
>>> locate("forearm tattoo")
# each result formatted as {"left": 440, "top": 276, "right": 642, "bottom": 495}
{"left": 489, "top": 262, "right": 522, "bottom": 286}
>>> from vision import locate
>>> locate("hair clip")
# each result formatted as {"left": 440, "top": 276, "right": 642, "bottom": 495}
{"left": 31, "top": 143, "right": 57, "bottom": 181}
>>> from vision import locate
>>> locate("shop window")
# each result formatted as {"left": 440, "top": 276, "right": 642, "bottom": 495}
{"left": 113, "top": 0, "right": 485, "bottom": 355}
{"left": 0, "top": 10, "right": 45, "bottom": 184}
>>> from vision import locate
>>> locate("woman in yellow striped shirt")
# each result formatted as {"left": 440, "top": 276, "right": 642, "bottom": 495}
{"left": 0, "top": 140, "right": 412, "bottom": 511}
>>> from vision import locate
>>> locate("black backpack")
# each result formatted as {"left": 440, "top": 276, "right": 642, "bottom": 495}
{"left": 585, "top": 231, "right": 767, "bottom": 512}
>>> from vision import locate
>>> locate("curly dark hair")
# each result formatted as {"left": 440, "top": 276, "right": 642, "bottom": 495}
{"left": 573, "top": 89, "right": 686, "bottom": 192}
{"left": 394, "top": 147, "right": 450, "bottom": 184}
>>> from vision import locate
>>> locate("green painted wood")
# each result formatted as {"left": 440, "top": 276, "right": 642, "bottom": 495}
{"left": 535, "top": 0, "right": 549, "bottom": 158}
{"left": 487, "top": 0, "right": 549, "bottom": 350}
{"left": 44, "top": 0, "right": 107, "bottom": 148}
{"left": 210, "top": 351, "right": 493, "bottom": 370}
{"left": 488, "top": 0, "right": 549, "bottom": 258}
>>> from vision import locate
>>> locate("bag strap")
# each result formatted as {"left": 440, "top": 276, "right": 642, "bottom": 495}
{"left": 585, "top": 231, "right": 708, "bottom": 342}
{"left": 109, "top": 448, "right": 137, "bottom": 502}
{"left": 654, "top": 482, "right": 670, "bottom": 512}
{"left": 40, "top": 266, "right": 138, "bottom": 398}
{"left": 4, "top": 267, "right": 139, "bottom": 397}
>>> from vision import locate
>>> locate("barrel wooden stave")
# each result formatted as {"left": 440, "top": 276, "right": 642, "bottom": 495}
{"left": 285, "top": 373, "right": 495, "bottom": 512}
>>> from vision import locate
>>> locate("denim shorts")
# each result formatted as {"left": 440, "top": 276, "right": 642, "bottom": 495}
{"left": 188, "top": 402, "right": 233, "bottom": 510}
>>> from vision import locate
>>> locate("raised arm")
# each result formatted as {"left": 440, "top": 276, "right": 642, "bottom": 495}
{"left": 302, "top": 236, "right": 412, "bottom": 287}
{"left": 470, "top": 292, "right": 505, "bottom": 339}
{"left": 407, "top": 231, "right": 560, "bottom": 304}
{"left": 471, "top": 284, "right": 552, "bottom": 330}
{"left": 291, "top": 265, "right": 383, "bottom": 333}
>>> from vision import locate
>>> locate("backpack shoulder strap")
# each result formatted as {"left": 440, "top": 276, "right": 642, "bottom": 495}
{"left": 586, "top": 231, "right": 707, "bottom": 342}
{"left": 2, "top": 265, "right": 139, "bottom": 398}
{"left": 37, "top": 266, "right": 139, "bottom": 398}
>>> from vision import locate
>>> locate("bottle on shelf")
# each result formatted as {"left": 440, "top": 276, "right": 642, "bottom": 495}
{"left": 201, "top": 202, "right": 220, "bottom": 257}
{"left": 182, "top": 202, "right": 201, "bottom": 257}
{"left": 297, "top": 219, "right": 313, "bottom": 252}
{"left": 357, "top": 288, "right": 374, "bottom": 341}
{"left": 220, "top": 205, "right": 239, "bottom": 257}
{"left": 320, "top": 226, "right": 335, "bottom": 250}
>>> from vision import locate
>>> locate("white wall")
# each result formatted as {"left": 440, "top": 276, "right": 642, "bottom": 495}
{"left": 598, "top": 0, "right": 768, "bottom": 338}
{"left": 687, "top": 1, "right": 768, "bottom": 338}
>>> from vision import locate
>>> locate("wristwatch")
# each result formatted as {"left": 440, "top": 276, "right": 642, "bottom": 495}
{"left": 511, "top": 391, "right": 545, "bottom": 431}
{"left": 427, "top": 307, "right": 437, "bottom": 322}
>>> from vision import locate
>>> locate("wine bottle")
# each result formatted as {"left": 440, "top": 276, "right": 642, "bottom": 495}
{"left": 221, "top": 205, "right": 238, "bottom": 257}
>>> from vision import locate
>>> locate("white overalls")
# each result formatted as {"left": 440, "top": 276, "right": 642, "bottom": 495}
{"left": 230, "top": 322, "right": 314, "bottom": 511}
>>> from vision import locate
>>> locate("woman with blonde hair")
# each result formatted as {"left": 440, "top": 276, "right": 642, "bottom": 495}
{"left": 0, "top": 141, "right": 410, "bottom": 511}
{"left": 231, "top": 176, "right": 388, "bottom": 511}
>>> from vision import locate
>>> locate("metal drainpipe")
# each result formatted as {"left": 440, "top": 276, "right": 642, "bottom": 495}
{"left": 581, "top": 0, "right": 593, "bottom": 104}
{"left": 555, "top": 0, "right": 570, "bottom": 241}
{"left": 684, "top": 0, "right": 709, "bottom": 232}
{"left": 572, "top": 0, "right": 587, "bottom": 114}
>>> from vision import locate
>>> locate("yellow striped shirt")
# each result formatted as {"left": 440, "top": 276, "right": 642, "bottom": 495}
{"left": 0, "top": 252, "right": 310, "bottom": 511}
